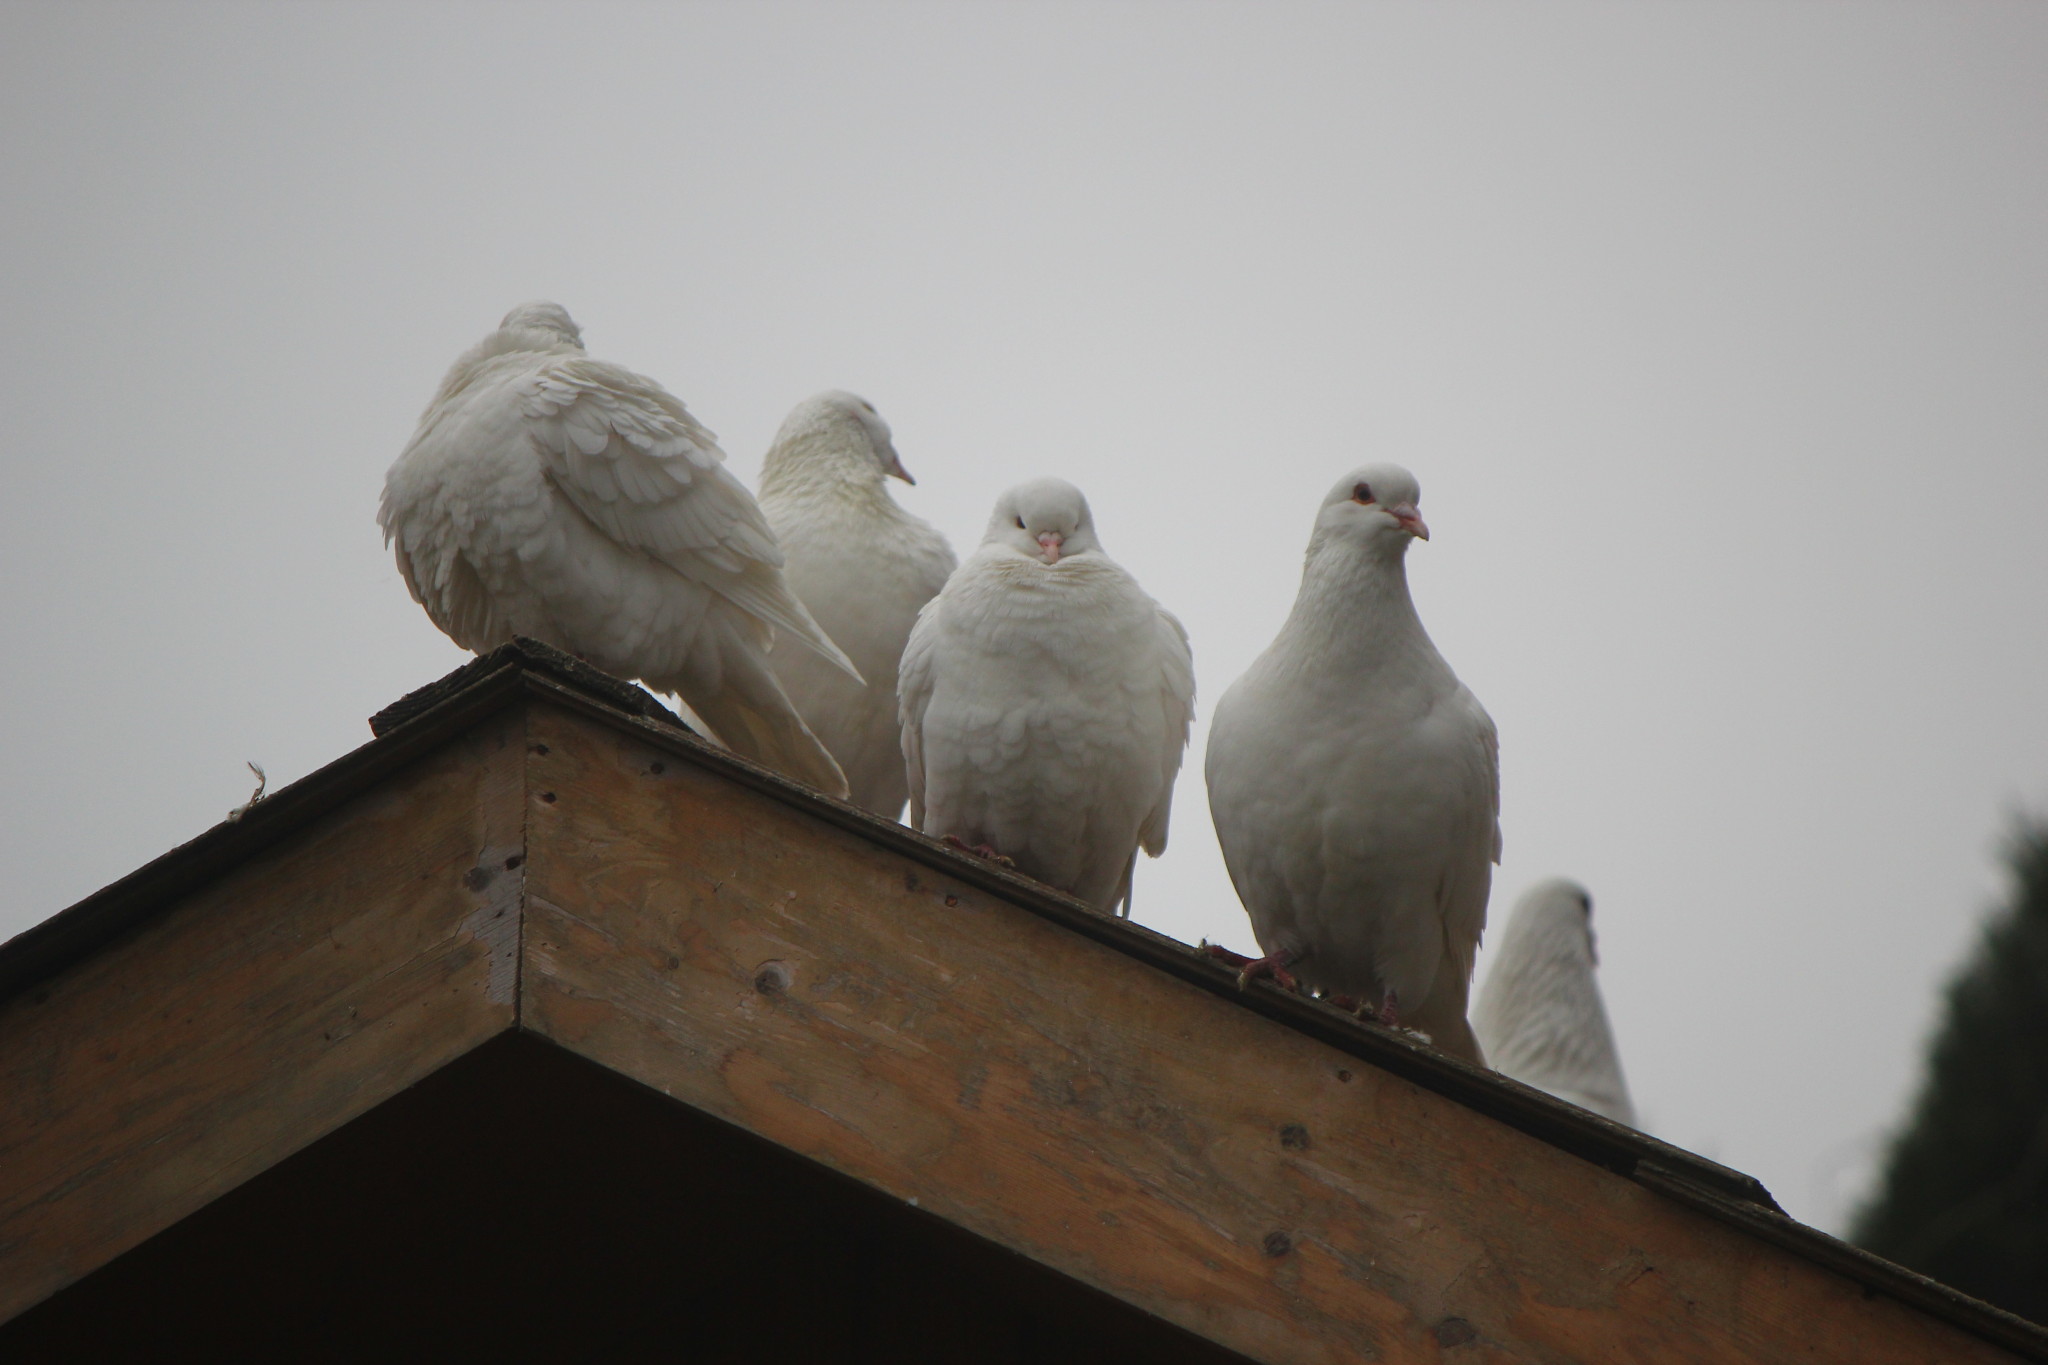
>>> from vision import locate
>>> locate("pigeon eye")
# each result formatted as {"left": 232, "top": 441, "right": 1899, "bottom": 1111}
{"left": 1014, "top": 516, "right": 1026, "bottom": 529}
{"left": 1352, "top": 483, "right": 1374, "bottom": 505}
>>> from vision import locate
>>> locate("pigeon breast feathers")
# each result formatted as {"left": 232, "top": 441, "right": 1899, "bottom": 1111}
{"left": 899, "top": 480, "right": 1195, "bottom": 914}
{"left": 1203, "top": 460, "right": 1497, "bottom": 1062}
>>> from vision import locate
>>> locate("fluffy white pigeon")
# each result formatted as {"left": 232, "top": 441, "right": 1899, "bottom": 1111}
{"left": 1205, "top": 464, "right": 1499, "bottom": 1064}
{"left": 899, "top": 478, "right": 1195, "bottom": 913}
{"left": 757, "top": 392, "right": 957, "bottom": 819}
{"left": 1472, "top": 879, "right": 1637, "bottom": 1125}
{"left": 378, "top": 302, "right": 860, "bottom": 798}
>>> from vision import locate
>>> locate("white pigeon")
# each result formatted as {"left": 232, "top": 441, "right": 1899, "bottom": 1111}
{"left": 378, "top": 301, "right": 860, "bottom": 798}
{"left": 1472, "top": 879, "right": 1637, "bottom": 1125}
{"left": 1204, "top": 464, "right": 1500, "bottom": 1064}
{"left": 899, "top": 478, "right": 1195, "bottom": 913}
{"left": 757, "top": 392, "right": 957, "bottom": 819}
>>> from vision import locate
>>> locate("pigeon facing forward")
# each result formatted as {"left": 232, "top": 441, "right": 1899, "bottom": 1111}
{"left": 757, "top": 392, "right": 957, "bottom": 819}
{"left": 378, "top": 302, "right": 859, "bottom": 797}
{"left": 899, "top": 479, "right": 1195, "bottom": 913}
{"left": 1473, "top": 879, "right": 1637, "bottom": 1125}
{"left": 1205, "top": 464, "right": 1499, "bottom": 1063}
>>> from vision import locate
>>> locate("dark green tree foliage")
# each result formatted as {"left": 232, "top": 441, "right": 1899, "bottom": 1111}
{"left": 1853, "top": 821, "right": 2048, "bottom": 1322}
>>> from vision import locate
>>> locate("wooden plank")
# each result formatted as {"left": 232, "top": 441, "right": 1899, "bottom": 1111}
{"left": 0, "top": 1033, "right": 1258, "bottom": 1361}
{"left": 0, "top": 712, "right": 526, "bottom": 1322}
{"left": 519, "top": 701, "right": 2024, "bottom": 1365}
{"left": 517, "top": 678, "right": 1785, "bottom": 1211}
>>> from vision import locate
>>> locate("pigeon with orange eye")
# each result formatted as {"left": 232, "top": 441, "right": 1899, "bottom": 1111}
{"left": 1206, "top": 461, "right": 1494, "bottom": 1064}
{"left": 1349, "top": 479, "right": 1428, "bottom": 539}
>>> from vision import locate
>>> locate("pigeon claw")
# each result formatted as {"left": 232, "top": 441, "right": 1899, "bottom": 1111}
{"left": 1374, "top": 989, "right": 1402, "bottom": 1030}
{"left": 1208, "top": 944, "right": 1302, "bottom": 994}
{"left": 1243, "top": 960, "right": 1301, "bottom": 993}
{"left": 941, "top": 834, "right": 1015, "bottom": 868}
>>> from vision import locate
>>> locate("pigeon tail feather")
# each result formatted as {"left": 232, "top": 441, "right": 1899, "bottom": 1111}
{"left": 1406, "top": 981, "right": 1486, "bottom": 1067}
{"left": 675, "top": 671, "right": 850, "bottom": 801}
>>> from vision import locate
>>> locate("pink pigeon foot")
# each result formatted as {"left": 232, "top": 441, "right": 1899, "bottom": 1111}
{"left": 1203, "top": 942, "right": 1304, "bottom": 993}
{"left": 941, "top": 834, "right": 1016, "bottom": 868}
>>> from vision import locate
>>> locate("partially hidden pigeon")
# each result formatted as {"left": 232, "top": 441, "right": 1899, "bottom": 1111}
{"left": 899, "top": 478, "right": 1195, "bottom": 913}
{"left": 1472, "top": 879, "right": 1637, "bottom": 1125}
{"left": 757, "top": 392, "right": 957, "bottom": 818}
{"left": 378, "top": 302, "right": 859, "bottom": 797}
{"left": 1205, "top": 464, "right": 1499, "bottom": 1064}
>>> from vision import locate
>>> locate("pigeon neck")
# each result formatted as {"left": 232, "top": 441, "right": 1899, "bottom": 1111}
{"left": 1282, "top": 542, "right": 1439, "bottom": 673}
{"left": 759, "top": 435, "right": 887, "bottom": 504}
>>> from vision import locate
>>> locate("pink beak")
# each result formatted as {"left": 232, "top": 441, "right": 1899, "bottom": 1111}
{"left": 1036, "top": 531, "right": 1064, "bottom": 563}
{"left": 885, "top": 451, "right": 915, "bottom": 485}
{"left": 1391, "top": 503, "right": 1429, "bottom": 541}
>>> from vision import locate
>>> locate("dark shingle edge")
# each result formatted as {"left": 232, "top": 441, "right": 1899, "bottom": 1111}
{"left": 366, "top": 637, "right": 686, "bottom": 738}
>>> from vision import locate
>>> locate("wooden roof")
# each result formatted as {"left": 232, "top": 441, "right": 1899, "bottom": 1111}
{"left": 0, "top": 639, "right": 2040, "bottom": 1363}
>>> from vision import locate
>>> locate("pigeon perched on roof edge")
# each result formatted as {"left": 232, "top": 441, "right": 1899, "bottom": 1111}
{"left": 377, "top": 301, "right": 856, "bottom": 799}
{"left": 1205, "top": 463, "right": 1499, "bottom": 1064}
{"left": 1474, "top": 878, "right": 1637, "bottom": 1125}
{"left": 900, "top": 478, "right": 1195, "bottom": 914}
{"left": 759, "top": 392, "right": 956, "bottom": 820}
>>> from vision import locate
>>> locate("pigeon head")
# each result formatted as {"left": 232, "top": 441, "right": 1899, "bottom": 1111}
{"left": 985, "top": 478, "right": 1100, "bottom": 565}
{"left": 1314, "top": 463, "right": 1429, "bottom": 557}
{"left": 1515, "top": 878, "right": 1600, "bottom": 966}
{"left": 766, "top": 391, "right": 914, "bottom": 486}
{"left": 497, "top": 300, "right": 585, "bottom": 348}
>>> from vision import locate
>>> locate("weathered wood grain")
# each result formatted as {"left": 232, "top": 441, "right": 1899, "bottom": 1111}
{"left": 1, "top": 656, "right": 2028, "bottom": 1361}
{"left": 519, "top": 702, "right": 2022, "bottom": 1365}
{"left": 0, "top": 713, "right": 526, "bottom": 1322}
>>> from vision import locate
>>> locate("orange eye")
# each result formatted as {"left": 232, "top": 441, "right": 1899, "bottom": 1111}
{"left": 1352, "top": 483, "right": 1374, "bottom": 505}
{"left": 1014, "top": 516, "right": 1026, "bottom": 529}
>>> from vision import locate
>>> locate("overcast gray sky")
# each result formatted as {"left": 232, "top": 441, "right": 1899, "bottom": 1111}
{"left": 4, "top": 1, "right": 2045, "bottom": 1235}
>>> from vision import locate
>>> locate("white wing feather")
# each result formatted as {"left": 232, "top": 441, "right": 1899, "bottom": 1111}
{"left": 897, "top": 595, "right": 943, "bottom": 833}
{"left": 1136, "top": 607, "right": 1197, "bottom": 857}
{"left": 519, "top": 360, "right": 858, "bottom": 679}
{"left": 378, "top": 309, "right": 855, "bottom": 797}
